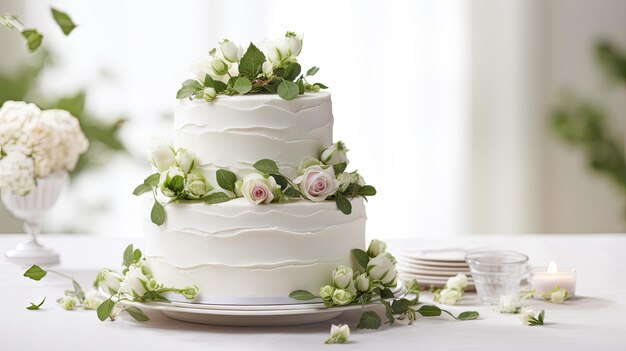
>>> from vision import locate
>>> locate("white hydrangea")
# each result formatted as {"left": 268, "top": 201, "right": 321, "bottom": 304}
{"left": 0, "top": 151, "right": 36, "bottom": 195}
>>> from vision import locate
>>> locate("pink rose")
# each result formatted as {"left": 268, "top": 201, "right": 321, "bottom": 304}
{"left": 240, "top": 173, "right": 277, "bottom": 204}
{"left": 293, "top": 165, "right": 339, "bottom": 202}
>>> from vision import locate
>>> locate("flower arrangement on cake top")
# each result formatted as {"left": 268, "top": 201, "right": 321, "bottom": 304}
{"left": 134, "top": 139, "right": 376, "bottom": 225}
{"left": 0, "top": 101, "right": 89, "bottom": 195}
{"left": 176, "top": 31, "right": 327, "bottom": 102}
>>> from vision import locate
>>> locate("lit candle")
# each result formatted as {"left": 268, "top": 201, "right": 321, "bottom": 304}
{"left": 531, "top": 261, "right": 576, "bottom": 296}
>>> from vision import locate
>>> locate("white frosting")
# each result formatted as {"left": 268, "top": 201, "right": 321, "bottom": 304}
{"left": 175, "top": 93, "right": 333, "bottom": 179}
{"left": 144, "top": 198, "right": 366, "bottom": 303}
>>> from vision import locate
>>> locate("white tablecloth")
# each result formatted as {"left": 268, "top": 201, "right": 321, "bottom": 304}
{"left": 1, "top": 234, "right": 625, "bottom": 350}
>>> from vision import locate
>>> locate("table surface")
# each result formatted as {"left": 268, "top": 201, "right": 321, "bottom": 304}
{"left": 1, "top": 233, "right": 625, "bottom": 351}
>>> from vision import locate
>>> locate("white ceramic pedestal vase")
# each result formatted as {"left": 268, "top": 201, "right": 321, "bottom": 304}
{"left": 2, "top": 170, "right": 68, "bottom": 265}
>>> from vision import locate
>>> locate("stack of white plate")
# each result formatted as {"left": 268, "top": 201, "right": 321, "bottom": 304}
{"left": 398, "top": 248, "right": 474, "bottom": 290}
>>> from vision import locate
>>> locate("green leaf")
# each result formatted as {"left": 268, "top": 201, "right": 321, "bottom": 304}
{"left": 132, "top": 183, "right": 152, "bottom": 196}
{"left": 391, "top": 298, "right": 411, "bottom": 314}
{"left": 203, "top": 74, "right": 215, "bottom": 88}
{"left": 238, "top": 43, "right": 266, "bottom": 78}
{"left": 216, "top": 169, "right": 237, "bottom": 192}
{"left": 263, "top": 79, "right": 281, "bottom": 94}
{"left": 277, "top": 80, "right": 299, "bottom": 100}
{"left": 122, "top": 244, "right": 134, "bottom": 267}
{"left": 213, "top": 80, "right": 227, "bottom": 94}
{"left": 306, "top": 66, "right": 319, "bottom": 76}
{"left": 297, "top": 79, "right": 305, "bottom": 94}
{"left": 314, "top": 82, "right": 329, "bottom": 89}
{"left": 458, "top": 311, "right": 480, "bottom": 320}
{"left": 253, "top": 159, "right": 280, "bottom": 174}
{"left": 151, "top": 201, "right": 166, "bottom": 225}
{"left": 203, "top": 192, "right": 231, "bottom": 204}
{"left": 289, "top": 290, "right": 316, "bottom": 301}
{"left": 379, "top": 288, "right": 395, "bottom": 299}
{"left": 21, "top": 29, "right": 43, "bottom": 52}
{"left": 272, "top": 174, "right": 290, "bottom": 189}
{"left": 97, "top": 299, "right": 115, "bottom": 321}
{"left": 144, "top": 173, "right": 160, "bottom": 187}
{"left": 283, "top": 187, "right": 301, "bottom": 198}
{"left": 333, "top": 163, "right": 347, "bottom": 175}
{"left": 51, "top": 8, "right": 77, "bottom": 35}
{"left": 537, "top": 310, "right": 545, "bottom": 324}
{"left": 72, "top": 279, "right": 85, "bottom": 303}
{"left": 380, "top": 299, "right": 395, "bottom": 325}
{"left": 176, "top": 80, "right": 203, "bottom": 99}
{"left": 357, "top": 311, "right": 382, "bottom": 329}
{"left": 169, "top": 175, "right": 185, "bottom": 193}
{"left": 26, "top": 297, "right": 45, "bottom": 310}
{"left": 335, "top": 193, "right": 352, "bottom": 215}
{"left": 351, "top": 249, "right": 369, "bottom": 270}
{"left": 233, "top": 77, "right": 252, "bottom": 94}
{"left": 282, "top": 62, "right": 301, "bottom": 81}
{"left": 358, "top": 185, "right": 377, "bottom": 196}
{"left": 417, "top": 305, "right": 442, "bottom": 317}
{"left": 133, "top": 248, "right": 142, "bottom": 261}
{"left": 23, "top": 265, "right": 47, "bottom": 281}
{"left": 125, "top": 306, "right": 150, "bottom": 322}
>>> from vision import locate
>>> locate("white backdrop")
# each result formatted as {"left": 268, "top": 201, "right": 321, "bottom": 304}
{"left": 15, "top": 0, "right": 470, "bottom": 239}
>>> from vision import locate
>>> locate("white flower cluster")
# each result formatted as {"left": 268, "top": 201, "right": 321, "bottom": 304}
{"left": 433, "top": 273, "right": 469, "bottom": 305}
{"left": 190, "top": 31, "right": 304, "bottom": 88}
{"left": 325, "top": 324, "right": 350, "bottom": 344}
{"left": 318, "top": 239, "right": 397, "bottom": 307}
{"left": 0, "top": 101, "right": 88, "bottom": 195}
{"left": 146, "top": 137, "right": 212, "bottom": 200}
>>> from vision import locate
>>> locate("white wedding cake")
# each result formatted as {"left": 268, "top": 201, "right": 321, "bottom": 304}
{"left": 136, "top": 32, "right": 376, "bottom": 304}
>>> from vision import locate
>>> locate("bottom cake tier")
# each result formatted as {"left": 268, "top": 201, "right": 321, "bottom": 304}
{"left": 144, "top": 197, "right": 366, "bottom": 304}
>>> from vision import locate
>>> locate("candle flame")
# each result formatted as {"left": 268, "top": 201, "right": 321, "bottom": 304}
{"left": 548, "top": 261, "right": 558, "bottom": 273}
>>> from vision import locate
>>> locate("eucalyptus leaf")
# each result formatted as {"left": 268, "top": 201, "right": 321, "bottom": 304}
{"left": 458, "top": 311, "right": 479, "bottom": 320}
{"left": 233, "top": 77, "right": 252, "bottom": 94}
{"left": 277, "top": 80, "right": 299, "bottom": 100}
{"left": 176, "top": 84, "right": 202, "bottom": 99}
{"left": 51, "top": 8, "right": 77, "bottom": 35}
{"left": 122, "top": 244, "right": 134, "bottom": 267}
{"left": 253, "top": 159, "right": 279, "bottom": 174}
{"left": 216, "top": 169, "right": 237, "bottom": 192}
{"left": 133, "top": 248, "right": 142, "bottom": 261}
{"left": 26, "top": 297, "right": 45, "bottom": 310}
{"left": 125, "top": 306, "right": 150, "bottom": 322}
{"left": 379, "top": 287, "right": 395, "bottom": 299}
{"left": 335, "top": 193, "right": 352, "bottom": 215}
{"left": 23, "top": 265, "right": 47, "bottom": 281}
{"left": 358, "top": 185, "right": 377, "bottom": 196}
{"left": 72, "top": 279, "right": 85, "bottom": 303}
{"left": 314, "top": 82, "right": 329, "bottom": 89}
{"left": 351, "top": 248, "right": 369, "bottom": 270}
{"left": 21, "top": 29, "right": 43, "bottom": 52}
{"left": 289, "top": 290, "right": 316, "bottom": 301}
{"left": 97, "top": 299, "right": 115, "bottom": 321}
{"left": 151, "top": 201, "right": 166, "bottom": 225}
{"left": 203, "top": 192, "right": 231, "bottom": 204}
{"left": 132, "top": 183, "right": 152, "bottom": 196}
{"left": 357, "top": 311, "right": 382, "bottom": 329}
{"left": 306, "top": 66, "right": 319, "bottom": 76}
{"left": 417, "top": 305, "right": 442, "bottom": 317}
{"left": 238, "top": 43, "right": 265, "bottom": 78}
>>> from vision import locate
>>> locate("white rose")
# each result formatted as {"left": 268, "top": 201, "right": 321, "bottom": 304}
{"left": 496, "top": 293, "right": 521, "bottom": 313}
{"left": 185, "top": 171, "right": 211, "bottom": 199}
{"left": 331, "top": 265, "right": 353, "bottom": 289}
{"left": 203, "top": 87, "right": 217, "bottom": 102}
{"left": 240, "top": 173, "right": 277, "bottom": 204}
{"left": 331, "top": 288, "right": 353, "bottom": 306}
{"left": 446, "top": 273, "right": 468, "bottom": 291}
{"left": 367, "top": 252, "right": 398, "bottom": 287}
{"left": 94, "top": 269, "right": 123, "bottom": 295}
{"left": 159, "top": 166, "right": 185, "bottom": 198}
{"left": 367, "top": 239, "right": 387, "bottom": 258}
{"left": 438, "top": 288, "right": 462, "bottom": 305}
{"left": 325, "top": 324, "right": 350, "bottom": 344}
{"left": 59, "top": 295, "right": 79, "bottom": 310}
{"left": 519, "top": 307, "right": 536, "bottom": 325}
{"left": 146, "top": 137, "right": 175, "bottom": 172}
{"left": 210, "top": 57, "right": 229, "bottom": 76}
{"left": 83, "top": 289, "right": 104, "bottom": 310}
{"left": 189, "top": 55, "right": 212, "bottom": 82}
{"left": 265, "top": 40, "right": 287, "bottom": 67}
{"left": 293, "top": 165, "right": 339, "bottom": 202}
{"left": 0, "top": 151, "right": 35, "bottom": 195}
{"left": 175, "top": 148, "right": 195, "bottom": 173}
{"left": 219, "top": 39, "right": 242, "bottom": 63}
{"left": 550, "top": 289, "right": 568, "bottom": 304}
{"left": 284, "top": 31, "right": 303, "bottom": 57}
{"left": 337, "top": 173, "right": 351, "bottom": 192}
{"left": 319, "top": 285, "right": 334, "bottom": 301}
{"left": 355, "top": 273, "right": 371, "bottom": 293}
{"left": 119, "top": 265, "right": 150, "bottom": 299}
{"left": 320, "top": 141, "right": 349, "bottom": 166}
{"left": 262, "top": 60, "right": 273, "bottom": 77}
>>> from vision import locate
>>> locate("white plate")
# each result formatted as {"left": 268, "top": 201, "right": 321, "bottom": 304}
{"left": 400, "top": 274, "right": 475, "bottom": 289}
{"left": 398, "top": 271, "right": 475, "bottom": 281}
{"left": 402, "top": 257, "right": 470, "bottom": 268}
{"left": 399, "top": 264, "right": 470, "bottom": 276}
{"left": 401, "top": 248, "right": 475, "bottom": 262}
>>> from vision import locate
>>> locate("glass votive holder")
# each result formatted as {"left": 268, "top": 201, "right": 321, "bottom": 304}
{"left": 465, "top": 250, "right": 529, "bottom": 305}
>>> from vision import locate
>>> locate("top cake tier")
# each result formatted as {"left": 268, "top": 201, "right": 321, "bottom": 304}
{"left": 174, "top": 92, "right": 333, "bottom": 179}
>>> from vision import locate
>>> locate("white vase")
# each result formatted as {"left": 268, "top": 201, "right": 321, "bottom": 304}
{"left": 2, "top": 170, "right": 68, "bottom": 265}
